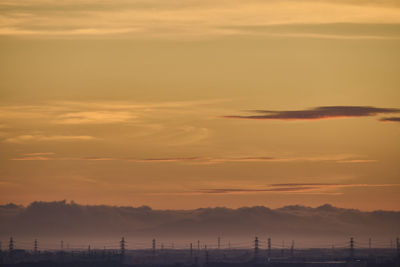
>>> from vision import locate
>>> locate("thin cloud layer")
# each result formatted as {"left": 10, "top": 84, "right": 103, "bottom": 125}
{"left": 23, "top": 152, "right": 55, "bottom": 156}
{"left": 3, "top": 135, "right": 97, "bottom": 143}
{"left": 199, "top": 183, "right": 399, "bottom": 195}
{"left": 0, "top": 100, "right": 221, "bottom": 146}
{"left": 224, "top": 106, "right": 400, "bottom": 121}
{"left": 56, "top": 111, "right": 136, "bottom": 124}
{"left": 9, "top": 153, "right": 375, "bottom": 164}
{"left": 1, "top": 0, "right": 400, "bottom": 38}
{"left": 380, "top": 117, "right": 400, "bottom": 122}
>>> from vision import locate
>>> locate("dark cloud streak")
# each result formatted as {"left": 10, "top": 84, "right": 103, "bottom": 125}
{"left": 380, "top": 117, "right": 400, "bottom": 122}
{"left": 223, "top": 106, "right": 400, "bottom": 121}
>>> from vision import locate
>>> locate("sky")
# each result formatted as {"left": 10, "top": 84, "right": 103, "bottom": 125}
{"left": 0, "top": 0, "right": 400, "bottom": 210}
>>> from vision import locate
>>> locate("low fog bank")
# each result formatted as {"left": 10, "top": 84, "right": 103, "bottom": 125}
{"left": 0, "top": 201, "right": 399, "bottom": 249}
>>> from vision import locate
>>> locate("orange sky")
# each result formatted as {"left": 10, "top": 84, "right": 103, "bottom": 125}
{"left": 0, "top": 0, "right": 400, "bottom": 210}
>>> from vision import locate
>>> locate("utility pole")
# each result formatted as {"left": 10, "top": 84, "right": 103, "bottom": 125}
{"left": 34, "top": 239, "right": 38, "bottom": 254}
{"left": 254, "top": 236, "right": 259, "bottom": 258}
{"left": 281, "top": 240, "right": 284, "bottom": 257}
{"left": 152, "top": 238, "right": 156, "bottom": 257}
{"left": 290, "top": 240, "right": 294, "bottom": 258}
{"left": 120, "top": 237, "right": 125, "bottom": 257}
{"left": 267, "top": 238, "right": 271, "bottom": 258}
{"left": 350, "top": 237, "right": 354, "bottom": 260}
{"left": 61, "top": 240, "right": 64, "bottom": 251}
{"left": 197, "top": 240, "right": 200, "bottom": 253}
{"left": 218, "top": 236, "right": 221, "bottom": 250}
{"left": 190, "top": 243, "right": 193, "bottom": 258}
{"left": 88, "top": 244, "right": 91, "bottom": 255}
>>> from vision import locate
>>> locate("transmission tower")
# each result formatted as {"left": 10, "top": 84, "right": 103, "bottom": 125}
{"left": 397, "top": 237, "right": 400, "bottom": 267}
{"left": 368, "top": 238, "right": 372, "bottom": 257}
{"left": 350, "top": 237, "right": 354, "bottom": 259}
{"left": 152, "top": 238, "right": 156, "bottom": 257}
{"left": 120, "top": 237, "right": 125, "bottom": 257}
{"left": 267, "top": 238, "right": 271, "bottom": 258}
{"left": 34, "top": 239, "right": 38, "bottom": 254}
{"left": 205, "top": 245, "right": 209, "bottom": 266}
{"left": 290, "top": 240, "right": 294, "bottom": 258}
{"left": 254, "top": 236, "right": 259, "bottom": 257}
{"left": 9, "top": 237, "right": 14, "bottom": 253}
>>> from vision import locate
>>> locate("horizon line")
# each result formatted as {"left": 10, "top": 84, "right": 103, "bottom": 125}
{"left": 1, "top": 200, "right": 399, "bottom": 212}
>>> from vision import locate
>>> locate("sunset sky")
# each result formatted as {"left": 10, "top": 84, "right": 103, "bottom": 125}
{"left": 0, "top": 0, "right": 399, "bottom": 210}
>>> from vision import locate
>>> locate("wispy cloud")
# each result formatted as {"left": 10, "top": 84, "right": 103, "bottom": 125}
{"left": 11, "top": 156, "right": 52, "bottom": 161}
{"left": 9, "top": 153, "right": 375, "bottom": 164}
{"left": 78, "top": 157, "right": 115, "bottom": 161}
{"left": 199, "top": 183, "right": 399, "bottom": 195}
{"left": 3, "top": 135, "right": 97, "bottom": 143}
{"left": 56, "top": 111, "right": 136, "bottom": 124}
{"left": 0, "top": 99, "right": 225, "bottom": 122}
{"left": 128, "top": 154, "right": 375, "bottom": 164}
{"left": 0, "top": 100, "right": 223, "bottom": 147}
{"left": 336, "top": 159, "right": 377, "bottom": 163}
{"left": 10, "top": 155, "right": 115, "bottom": 161}
{"left": 224, "top": 23, "right": 400, "bottom": 40}
{"left": 132, "top": 157, "right": 200, "bottom": 163}
{"left": 1, "top": 0, "right": 400, "bottom": 38}
{"left": 223, "top": 106, "right": 400, "bottom": 121}
{"left": 23, "top": 152, "right": 55, "bottom": 156}
{"left": 11, "top": 152, "right": 56, "bottom": 160}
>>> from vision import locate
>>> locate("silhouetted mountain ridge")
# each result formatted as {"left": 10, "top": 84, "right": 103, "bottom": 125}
{"left": 0, "top": 201, "right": 399, "bottom": 243}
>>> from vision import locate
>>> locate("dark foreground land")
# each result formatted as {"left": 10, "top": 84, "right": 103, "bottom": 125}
{"left": 1, "top": 248, "right": 399, "bottom": 267}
